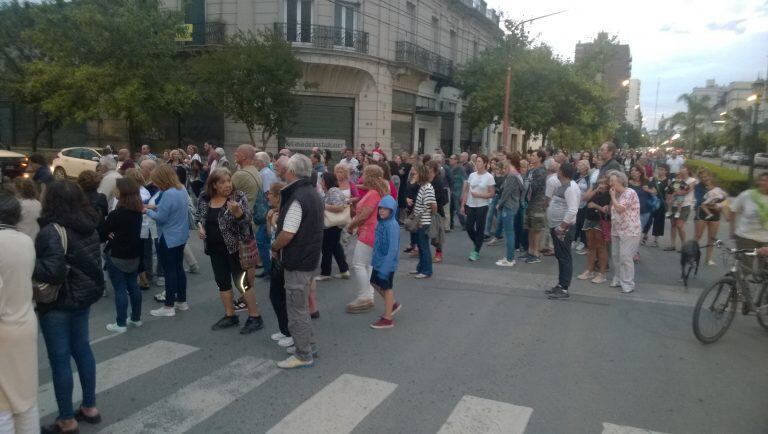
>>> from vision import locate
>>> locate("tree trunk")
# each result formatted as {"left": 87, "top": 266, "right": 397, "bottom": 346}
{"left": 522, "top": 131, "right": 530, "bottom": 153}
{"left": 30, "top": 118, "right": 49, "bottom": 153}
{"left": 261, "top": 128, "right": 273, "bottom": 149}
{"left": 246, "top": 124, "right": 257, "bottom": 147}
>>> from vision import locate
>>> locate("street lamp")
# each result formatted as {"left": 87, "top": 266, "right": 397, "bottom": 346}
{"left": 747, "top": 94, "right": 758, "bottom": 102}
{"left": 634, "top": 104, "right": 640, "bottom": 109}
{"left": 622, "top": 79, "right": 630, "bottom": 87}
{"left": 720, "top": 111, "right": 727, "bottom": 116}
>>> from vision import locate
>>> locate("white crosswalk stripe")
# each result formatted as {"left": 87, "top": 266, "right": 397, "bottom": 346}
{"left": 602, "top": 422, "right": 668, "bottom": 434}
{"left": 100, "top": 356, "right": 280, "bottom": 434}
{"left": 38, "top": 340, "right": 198, "bottom": 417}
{"left": 438, "top": 395, "right": 533, "bottom": 434}
{"left": 266, "top": 373, "right": 397, "bottom": 434}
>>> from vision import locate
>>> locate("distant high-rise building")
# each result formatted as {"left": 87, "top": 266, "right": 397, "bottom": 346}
{"left": 575, "top": 32, "right": 632, "bottom": 124}
{"left": 625, "top": 79, "right": 641, "bottom": 129}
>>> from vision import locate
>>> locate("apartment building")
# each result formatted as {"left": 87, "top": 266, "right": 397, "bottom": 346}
{"left": 164, "top": 0, "right": 503, "bottom": 155}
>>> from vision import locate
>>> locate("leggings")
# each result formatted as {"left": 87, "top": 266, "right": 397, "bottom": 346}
{"left": 465, "top": 205, "right": 489, "bottom": 252}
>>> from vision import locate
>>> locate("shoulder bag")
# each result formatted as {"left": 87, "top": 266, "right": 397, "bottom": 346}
{"left": 33, "top": 223, "right": 68, "bottom": 304}
{"left": 324, "top": 205, "right": 352, "bottom": 228}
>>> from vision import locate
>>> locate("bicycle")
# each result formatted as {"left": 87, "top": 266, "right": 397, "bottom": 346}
{"left": 692, "top": 240, "right": 768, "bottom": 344}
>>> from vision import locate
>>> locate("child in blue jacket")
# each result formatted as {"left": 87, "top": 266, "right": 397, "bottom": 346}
{"left": 369, "top": 195, "right": 401, "bottom": 329}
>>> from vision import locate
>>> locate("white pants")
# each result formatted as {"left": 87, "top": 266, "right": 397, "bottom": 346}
{"left": 351, "top": 241, "right": 374, "bottom": 302}
{"left": 0, "top": 405, "right": 39, "bottom": 434}
{"left": 611, "top": 235, "right": 640, "bottom": 291}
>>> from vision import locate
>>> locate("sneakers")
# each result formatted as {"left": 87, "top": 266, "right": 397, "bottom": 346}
{"left": 495, "top": 258, "right": 516, "bottom": 267}
{"left": 333, "top": 271, "right": 351, "bottom": 279}
{"left": 413, "top": 273, "right": 430, "bottom": 279}
{"left": 240, "top": 316, "right": 264, "bottom": 335}
{"left": 591, "top": 273, "right": 607, "bottom": 284}
{"left": 278, "top": 336, "right": 294, "bottom": 347}
{"left": 576, "top": 249, "right": 588, "bottom": 255}
{"left": 621, "top": 287, "right": 635, "bottom": 294}
{"left": 609, "top": 280, "right": 621, "bottom": 288}
{"left": 271, "top": 332, "right": 288, "bottom": 341}
{"left": 525, "top": 255, "right": 542, "bottom": 264}
{"left": 468, "top": 251, "right": 479, "bottom": 261}
{"left": 577, "top": 270, "right": 594, "bottom": 280}
{"left": 575, "top": 242, "right": 585, "bottom": 251}
{"left": 487, "top": 237, "right": 501, "bottom": 246}
{"left": 408, "top": 270, "right": 419, "bottom": 275}
{"left": 547, "top": 286, "right": 570, "bottom": 300}
{"left": 370, "top": 316, "right": 394, "bottom": 329}
{"left": 433, "top": 252, "right": 443, "bottom": 263}
{"left": 315, "top": 275, "right": 333, "bottom": 281}
{"left": 127, "top": 318, "right": 143, "bottom": 327}
{"left": 233, "top": 298, "right": 247, "bottom": 312}
{"left": 174, "top": 302, "right": 189, "bottom": 311}
{"left": 106, "top": 323, "right": 127, "bottom": 333}
{"left": 707, "top": 259, "right": 717, "bottom": 266}
{"left": 211, "top": 315, "right": 239, "bottom": 330}
{"left": 346, "top": 299, "right": 374, "bottom": 314}
{"left": 391, "top": 301, "right": 402, "bottom": 316}
{"left": 154, "top": 291, "right": 166, "bottom": 302}
{"left": 277, "top": 355, "right": 314, "bottom": 369}
{"left": 651, "top": 240, "right": 659, "bottom": 247}
{"left": 150, "top": 307, "right": 175, "bottom": 317}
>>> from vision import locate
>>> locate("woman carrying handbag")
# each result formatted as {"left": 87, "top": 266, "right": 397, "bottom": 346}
{"left": 196, "top": 168, "right": 264, "bottom": 334}
{"left": 317, "top": 172, "right": 351, "bottom": 281}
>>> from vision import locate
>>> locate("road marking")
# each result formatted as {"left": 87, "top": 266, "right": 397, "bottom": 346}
{"left": 266, "top": 374, "right": 397, "bottom": 434}
{"left": 38, "top": 340, "right": 198, "bottom": 417}
{"left": 602, "top": 422, "right": 668, "bottom": 434}
{"left": 90, "top": 332, "right": 122, "bottom": 345}
{"left": 100, "top": 356, "right": 279, "bottom": 434}
{"left": 437, "top": 395, "right": 533, "bottom": 434}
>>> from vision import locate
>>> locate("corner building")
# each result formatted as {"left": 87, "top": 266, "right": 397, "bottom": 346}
{"left": 165, "top": 0, "right": 503, "bottom": 155}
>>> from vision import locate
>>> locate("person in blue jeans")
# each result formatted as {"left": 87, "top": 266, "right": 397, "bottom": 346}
{"left": 34, "top": 180, "right": 105, "bottom": 434}
{"left": 495, "top": 156, "right": 525, "bottom": 267}
{"left": 101, "top": 178, "right": 144, "bottom": 333}
{"left": 410, "top": 164, "right": 437, "bottom": 279}
{"left": 146, "top": 165, "right": 190, "bottom": 317}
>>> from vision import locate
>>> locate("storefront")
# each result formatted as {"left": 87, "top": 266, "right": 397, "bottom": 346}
{"left": 284, "top": 95, "right": 355, "bottom": 150}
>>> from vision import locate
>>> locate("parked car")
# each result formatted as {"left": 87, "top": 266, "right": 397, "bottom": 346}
{"left": 0, "top": 149, "right": 29, "bottom": 181}
{"left": 729, "top": 152, "right": 751, "bottom": 165}
{"left": 721, "top": 151, "right": 733, "bottom": 162}
{"left": 754, "top": 153, "right": 768, "bottom": 168}
{"left": 51, "top": 147, "right": 104, "bottom": 180}
{"left": 702, "top": 149, "right": 715, "bottom": 157}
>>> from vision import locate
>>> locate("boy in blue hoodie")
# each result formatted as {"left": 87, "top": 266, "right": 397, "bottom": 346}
{"left": 370, "top": 195, "right": 402, "bottom": 329}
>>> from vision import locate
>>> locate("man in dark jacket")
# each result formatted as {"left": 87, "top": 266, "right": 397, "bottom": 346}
{"left": 271, "top": 154, "right": 323, "bottom": 369}
{"left": 599, "top": 141, "right": 623, "bottom": 176}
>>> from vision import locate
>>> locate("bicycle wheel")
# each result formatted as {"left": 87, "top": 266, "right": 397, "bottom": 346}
{"left": 756, "top": 282, "right": 768, "bottom": 331}
{"left": 693, "top": 279, "right": 738, "bottom": 344}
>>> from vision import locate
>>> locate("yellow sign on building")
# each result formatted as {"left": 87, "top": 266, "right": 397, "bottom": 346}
{"left": 175, "top": 24, "right": 193, "bottom": 42}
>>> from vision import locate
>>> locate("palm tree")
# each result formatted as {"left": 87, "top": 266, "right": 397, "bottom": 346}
{"left": 721, "top": 107, "right": 751, "bottom": 152}
{"left": 671, "top": 93, "right": 712, "bottom": 157}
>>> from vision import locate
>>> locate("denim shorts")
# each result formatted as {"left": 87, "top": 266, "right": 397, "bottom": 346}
{"left": 370, "top": 269, "right": 394, "bottom": 290}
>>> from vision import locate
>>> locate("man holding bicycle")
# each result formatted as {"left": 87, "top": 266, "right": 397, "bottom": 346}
{"left": 726, "top": 172, "right": 768, "bottom": 273}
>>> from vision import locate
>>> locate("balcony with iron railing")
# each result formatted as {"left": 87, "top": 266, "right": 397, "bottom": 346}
{"left": 274, "top": 23, "right": 369, "bottom": 54}
{"left": 177, "top": 22, "right": 226, "bottom": 49}
{"left": 395, "top": 41, "right": 454, "bottom": 79}
{"left": 454, "top": 0, "right": 500, "bottom": 25}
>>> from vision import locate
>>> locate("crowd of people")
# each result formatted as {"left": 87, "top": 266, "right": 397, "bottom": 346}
{"left": 1, "top": 138, "right": 768, "bottom": 433}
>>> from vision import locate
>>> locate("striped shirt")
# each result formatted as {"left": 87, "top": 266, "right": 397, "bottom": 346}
{"left": 414, "top": 183, "right": 436, "bottom": 226}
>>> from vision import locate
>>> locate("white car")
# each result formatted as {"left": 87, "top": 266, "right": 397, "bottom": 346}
{"left": 51, "top": 147, "right": 104, "bottom": 180}
{"left": 754, "top": 153, "right": 768, "bottom": 167}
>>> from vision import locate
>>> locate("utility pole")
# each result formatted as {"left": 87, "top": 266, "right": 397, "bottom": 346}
{"left": 501, "top": 10, "right": 566, "bottom": 152}
{"left": 652, "top": 77, "right": 659, "bottom": 145}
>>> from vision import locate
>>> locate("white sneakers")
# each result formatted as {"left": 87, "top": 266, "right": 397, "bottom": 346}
{"left": 277, "top": 355, "right": 314, "bottom": 369}
{"left": 127, "top": 319, "right": 143, "bottom": 327}
{"left": 495, "top": 259, "right": 516, "bottom": 267}
{"left": 150, "top": 307, "right": 176, "bottom": 317}
{"left": 174, "top": 302, "right": 189, "bottom": 311}
{"left": 315, "top": 275, "right": 332, "bottom": 281}
{"left": 334, "top": 272, "right": 351, "bottom": 279}
{"left": 271, "top": 332, "right": 287, "bottom": 341}
{"left": 106, "top": 323, "right": 127, "bottom": 333}
{"left": 278, "top": 337, "right": 294, "bottom": 348}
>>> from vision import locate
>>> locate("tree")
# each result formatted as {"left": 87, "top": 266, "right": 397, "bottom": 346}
{"left": 18, "top": 0, "right": 198, "bottom": 149}
{"left": 716, "top": 107, "right": 751, "bottom": 151}
{"left": 614, "top": 122, "right": 643, "bottom": 148}
{"left": 192, "top": 30, "right": 303, "bottom": 146}
{"left": 670, "top": 93, "right": 712, "bottom": 157}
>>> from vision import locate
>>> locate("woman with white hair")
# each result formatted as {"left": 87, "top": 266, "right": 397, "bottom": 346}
{"left": 607, "top": 170, "right": 641, "bottom": 294}
{"left": 214, "top": 148, "right": 230, "bottom": 170}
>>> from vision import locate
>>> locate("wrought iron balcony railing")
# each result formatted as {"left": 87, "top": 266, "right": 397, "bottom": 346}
{"left": 395, "top": 41, "right": 454, "bottom": 78}
{"left": 178, "top": 22, "right": 226, "bottom": 48}
{"left": 274, "top": 23, "right": 369, "bottom": 54}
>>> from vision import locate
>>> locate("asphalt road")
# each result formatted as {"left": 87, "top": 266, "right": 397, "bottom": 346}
{"left": 36, "top": 219, "right": 768, "bottom": 434}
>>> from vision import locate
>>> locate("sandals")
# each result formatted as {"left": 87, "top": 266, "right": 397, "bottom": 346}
{"left": 75, "top": 408, "right": 102, "bottom": 424}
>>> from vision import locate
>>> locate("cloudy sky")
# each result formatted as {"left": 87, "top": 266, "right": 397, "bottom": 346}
{"left": 487, "top": 0, "right": 768, "bottom": 130}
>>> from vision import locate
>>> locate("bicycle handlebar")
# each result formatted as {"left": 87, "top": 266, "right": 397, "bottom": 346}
{"left": 713, "top": 239, "right": 758, "bottom": 257}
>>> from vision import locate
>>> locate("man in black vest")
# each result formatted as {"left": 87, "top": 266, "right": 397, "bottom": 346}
{"left": 271, "top": 153, "right": 324, "bottom": 369}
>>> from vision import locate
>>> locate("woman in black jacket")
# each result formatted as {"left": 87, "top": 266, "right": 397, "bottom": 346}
{"left": 101, "top": 178, "right": 144, "bottom": 334}
{"left": 35, "top": 180, "right": 104, "bottom": 434}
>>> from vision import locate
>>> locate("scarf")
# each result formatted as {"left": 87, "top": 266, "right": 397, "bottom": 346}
{"left": 748, "top": 189, "right": 768, "bottom": 229}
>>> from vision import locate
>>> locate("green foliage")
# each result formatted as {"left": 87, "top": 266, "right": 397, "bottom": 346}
{"left": 669, "top": 94, "right": 712, "bottom": 156}
{"left": 191, "top": 30, "right": 303, "bottom": 146}
{"left": 614, "top": 122, "right": 644, "bottom": 148}
{"left": 16, "top": 0, "right": 197, "bottom": 148}
{"left": 685, "top": 159, "right": 750, "bottom": 196}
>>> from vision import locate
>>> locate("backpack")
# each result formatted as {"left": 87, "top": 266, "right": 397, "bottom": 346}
{"left": 252, "top": 190, "right": 270, "bottom": 225}
{"left": 33, "top": 223, "right": 68, "bottom": 304}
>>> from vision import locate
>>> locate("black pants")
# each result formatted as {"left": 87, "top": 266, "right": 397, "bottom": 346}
{"left": 644, "top": 203, "right": 666, "bottom": 237}
{"left": 209, "top": 249, "right": 242, "bottom": 291}
{"left": 269, "top": 268, "right": 290, "bottom": 337}
{"left": 551, "top": 226, "right": 575, "bottom": 289}
{"left": 575, "top": 207, "right": 587, "bottom": 246}
{"left": 466, "top": 205, "right": 489, "bottom": 252}
{"left": 321, "top": 227, "right": 349, "bottom": 276}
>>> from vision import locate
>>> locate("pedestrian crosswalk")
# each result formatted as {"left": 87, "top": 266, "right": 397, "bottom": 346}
{"left": 37, "top": 339, "right": 670, "bottom": 433}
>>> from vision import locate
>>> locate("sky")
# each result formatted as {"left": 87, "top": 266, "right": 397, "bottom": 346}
{"left": 487, "top": 0, "right": 768, "bottom": 130}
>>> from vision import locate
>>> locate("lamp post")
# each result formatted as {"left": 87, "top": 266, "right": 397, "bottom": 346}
{"left": 501, "top": 10, "right": 566, "bottom": 152}
{"left": 747, "top": 91, "right": 761, "bottom": 180}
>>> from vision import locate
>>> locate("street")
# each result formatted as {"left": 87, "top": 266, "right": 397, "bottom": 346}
{"left": 36, "top": 222, "right": 768, "bottom": 434}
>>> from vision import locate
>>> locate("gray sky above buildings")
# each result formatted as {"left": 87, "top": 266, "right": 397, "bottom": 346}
{"left": 490, "top": 0, "right": 768, "bottom": 130}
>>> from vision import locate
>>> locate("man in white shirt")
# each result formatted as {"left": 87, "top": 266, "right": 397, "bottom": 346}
{"left": 542, "top": 160, "right": 561, "bottom": 254}
{"left": 666, "top": 152, "right": 684, "bottom": 178}
{"left": 545, "top": 162, "right": 581, "bottom": 300}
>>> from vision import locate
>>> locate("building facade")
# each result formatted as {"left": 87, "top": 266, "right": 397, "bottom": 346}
{"left": 574, "top": 33, "right": 632, "bottom": 125}
{"left": 164, "top": 0, "right": 503, "bottom": 156}
{"left": 624, "top": 78, "right": 641, "bottom": 129}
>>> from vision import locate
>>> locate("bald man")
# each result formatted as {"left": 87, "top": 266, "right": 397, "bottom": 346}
{"left": 232, "top": 144, "right": 262, "bottom": 207}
